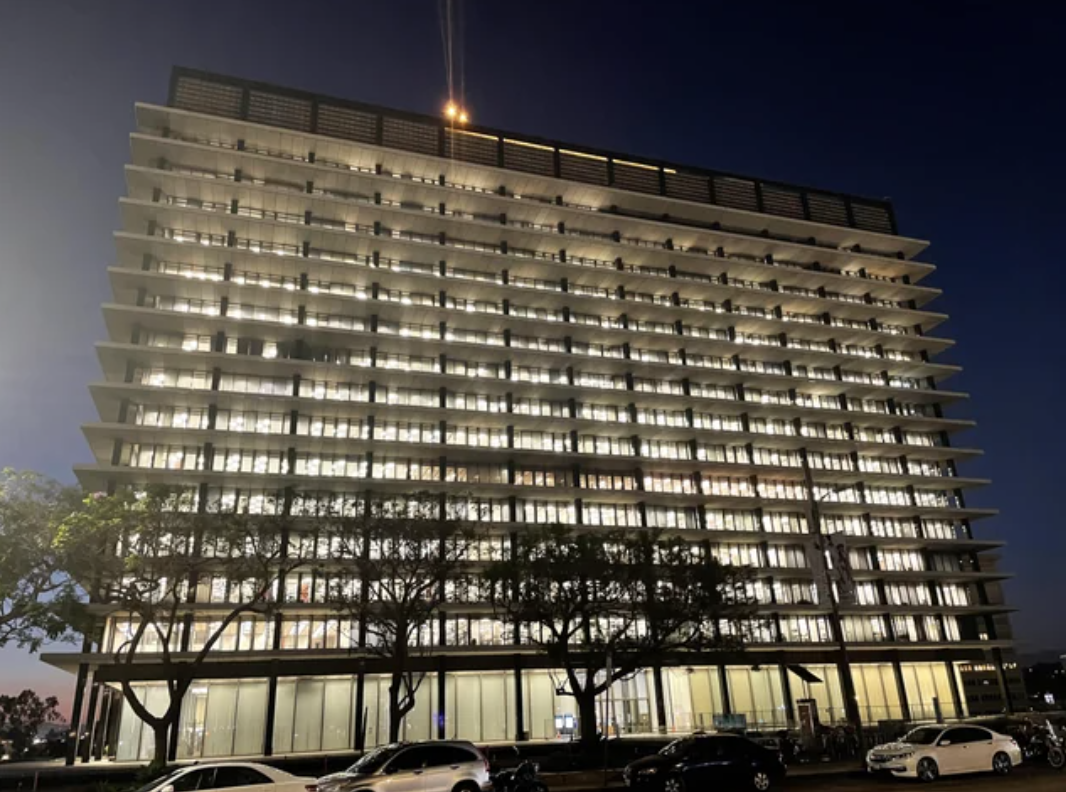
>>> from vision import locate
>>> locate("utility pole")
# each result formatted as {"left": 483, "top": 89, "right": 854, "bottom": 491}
{"left": 801, "top": 450, "right": 864, "bottom": 736}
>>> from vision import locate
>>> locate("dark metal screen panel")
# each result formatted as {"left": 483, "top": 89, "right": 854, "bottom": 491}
{"left": 165, "top": 70, "right": 900, "bottom": 235}
{"left": 612, "top": 162, "right": 661, "bottom": 194}
{"left": 664, "top": 171, "right": 711, "bottom": 203}
{"left": 851, "top": 202, "right": 894, "bottom": 234}
{"left": 559, "top": 151, "right": 609, "bottom": 185}
{"left": 503, "top": 140, "right": 555, "bottom": 176}
{"left": 761, "top": 185, "right": 805, "bottom": 220}
{"left": 247, "top": 91, "right": 313, "bottom": 132}
{"left": 444, "top": 130, "right": 500, "bottom": 167}
{"left": 316, "top": 105, "right": 378, "bottom": 144}
{"left": 172, "top": 76, "right": 243, "bottom": 119}
{"left": 713, "top": 176, "right": 759, "bottom": 212}
{"left": 382, "top": 117, "right": 440, "bottom": 156}
{"left": 807, "top": 193, "right": 850, "bottom": 227}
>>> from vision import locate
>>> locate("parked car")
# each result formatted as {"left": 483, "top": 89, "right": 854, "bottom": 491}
{"left": 623, "top": 734, "right": 786, "bottom": 792}
{"left": 866, "top": 724, "right": 1022, "bottom": 781}
{"left": 137, "top": 762, "right": 315, "bottom": 792}
{"left": 314, "top": 741, "right": 491, "bottom": 792}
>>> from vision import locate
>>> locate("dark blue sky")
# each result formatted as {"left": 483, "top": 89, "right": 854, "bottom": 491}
{"left": 1, "top": 1, "right": 1063, "bottom": 707}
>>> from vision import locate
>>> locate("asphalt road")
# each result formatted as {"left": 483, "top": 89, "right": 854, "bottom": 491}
{"left": 784, "top": 764, "right": 1064, "bottom": 791}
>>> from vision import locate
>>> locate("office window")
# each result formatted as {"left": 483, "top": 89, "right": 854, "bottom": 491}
{"left": 705, "top": 509, "right": 760, "bottom": 533}
{"left": 763, "top": 511, "right": 806, "bottom": 534}
{"left": 766, "top": 545, "right": 807, "bottom": 568}
{"left": 133, "top": 405, "right": 210, "bottom": 430}
{"left": 821, "top": 514, "right": 866, "bottom": 536}
{"left": 694, "top": 413, "right": 743, "bottom": 432}
{"left": 577, "top": 402, "right": 628, "bottom": 423}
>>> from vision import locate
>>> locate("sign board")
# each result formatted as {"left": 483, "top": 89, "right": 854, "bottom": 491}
{"left": 713, "top": 713, "right": 748, "bottom": 732}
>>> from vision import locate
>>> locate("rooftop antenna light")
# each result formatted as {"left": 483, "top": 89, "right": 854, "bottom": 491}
{"left": 439, "top": 0, "right": 470, "bottom": 126}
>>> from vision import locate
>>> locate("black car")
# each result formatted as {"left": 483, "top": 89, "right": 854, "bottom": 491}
{"left": 623, "top": 735, "right": 786, "bottom": 792}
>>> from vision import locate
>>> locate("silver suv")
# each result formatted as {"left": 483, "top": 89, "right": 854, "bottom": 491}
{"left": 314, "top": 741, "right": 491, "bottom": 792}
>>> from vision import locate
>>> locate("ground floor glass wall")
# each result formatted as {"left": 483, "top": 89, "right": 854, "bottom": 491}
{"left": 111, "top": 661, "right": 965, "bottom": 760}
{"left": 117, "top": 678, "right": 268, "bottom": 762}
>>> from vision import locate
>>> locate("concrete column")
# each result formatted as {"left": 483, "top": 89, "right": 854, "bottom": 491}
{"left": 718, "top": 665, "right": 732, "bottom": 715}
{"left": 65, "top": 637, "right": 92, "bottom": 766}
{"left": 892, "top": 660, "right": 912, "bottom": 721}
{"left": 945, "top": 661, "right": 965, "bottom": 718}
{"left": 437, "top": 656, "right": 447, "bottom": 739}
{"left": 263, "top": 667, "right": 278, "bottom": 756}
{"left": 779, "top": 664, "right": 795, "bottom": 724}
{"left": 651, "top": 664, "right": 668, "bottom": 734}
{"left": 79, "top": 682, "right": 101, "bottom": 762}
{"left": 354, "top": 670, "right": 367, "bottom": 750}
{"left": 513, "top": 655, "right": 527, "bottom": 741}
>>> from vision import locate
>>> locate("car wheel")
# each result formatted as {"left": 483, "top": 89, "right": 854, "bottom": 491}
{"left": 1049, "top": 746, "right": 1066, "bottom": 770}
{"left": 662, "top": 774, "right": 685, "bottom": 792}
{"left": 751, "top": 770, "right": 773, "bottom": 791}
{"left": 916, "top": 758, "right": 939, "bottom": 782}
{"left": 451, "top": 783, "right": 480, "bottom": 792}
{"left": 992, "top": 751, "right": 1013, "bottom": 775}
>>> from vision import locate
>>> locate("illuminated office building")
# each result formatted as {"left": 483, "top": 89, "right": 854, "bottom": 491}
{"left": 48, "top": 68, "right": 1020, "bottom": 761}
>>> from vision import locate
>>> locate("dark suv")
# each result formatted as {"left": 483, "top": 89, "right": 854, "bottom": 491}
{"left": 624, "top": 735, "right": 786, "bottom": 792}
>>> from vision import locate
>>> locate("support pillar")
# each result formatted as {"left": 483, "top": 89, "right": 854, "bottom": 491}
{"left": 437, "top": 657, "right": 447, "bottom": 739}
{"left": 513, "top": 655, "right": 527, "bottom": 741}
{"left": 717, "top": 665, "right": 732, "bottom": 715}
{"left": 992, "top": 648, "right": 1016, "bottom": 714}
{"left": 94, "top": 687, "right": 115, "bottom": 761}
{"left": 65, "top": 645, "right": 91, "bottom": 766}
{"left": 945, "top": 661, "right": 965, "bottom": 718}
{"left": 778, "top": 664, "right": 795, "bottom": 725}
{"left": 651, "top": 664, "right": 668, "bottom": 734}
{"left": 263, "top": 668, "right": 278, "bottom": 757}
{"left": 80, "top": 682, "right": 101, "bottom": 762}
{"left": 892, "top": 660, "right": 912, "bottom": 721}
{"left": 354, "top": 670, "right": 366, "bottom": 751}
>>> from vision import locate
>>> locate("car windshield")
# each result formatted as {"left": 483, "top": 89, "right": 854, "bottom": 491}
{"left": 347, "top": 744, "right": 403, "bottom": 774}
{"left": 902, "top": 727, "right": 944, "bottom": 745}
{"left": 131, "top": 770, "right": 182, "bottom": 792}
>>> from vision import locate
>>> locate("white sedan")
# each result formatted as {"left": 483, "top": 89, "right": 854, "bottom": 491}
{"left": 867, "top": 724, "right": 1022, "bottom": 781}
{"left": 138, "top": 762, "right": 315, "bottom": 792}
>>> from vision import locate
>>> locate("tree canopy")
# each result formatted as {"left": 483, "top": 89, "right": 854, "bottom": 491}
{"left": 0, "top": 469, "right": 83, "bottom": 650}
{"left": 315, "top": 493, "right": 479, "bottom": 743}
{"left": 0, "top": 689, "right": 61, "bottom": 757}
{"left": 486, "top": 525, "right": 753, "bottom": 748}
{"left": 57, "top": 486, "right": 303, "bottom": 768}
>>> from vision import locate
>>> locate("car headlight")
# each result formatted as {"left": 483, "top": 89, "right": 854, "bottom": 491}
{"left": 636, "top": 768, "right": 659, "bottom": 775}
{"left": 894, "top": 752, "right": 915, "bottom": 761}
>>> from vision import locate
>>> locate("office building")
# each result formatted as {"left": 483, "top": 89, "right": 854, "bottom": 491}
{"left": 46, "top": 68, "right": 1020, "bottom": 761}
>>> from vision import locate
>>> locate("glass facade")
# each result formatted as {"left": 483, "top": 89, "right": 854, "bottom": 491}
{"left": 112, "top": 661, "right": 964, "bottom": 759}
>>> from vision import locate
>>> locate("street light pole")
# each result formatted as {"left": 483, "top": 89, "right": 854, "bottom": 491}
{"left": 801, "top": 450, "right": 865, "bottom": 737}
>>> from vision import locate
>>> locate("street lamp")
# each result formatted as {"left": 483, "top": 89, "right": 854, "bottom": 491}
{"left": 800, "top": 449, "right": 865, "bottom": 738}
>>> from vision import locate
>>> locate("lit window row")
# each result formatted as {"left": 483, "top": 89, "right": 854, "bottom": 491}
{"left": 129, "top": 366, "right": 948, "bottom": 450}
{"left": 144, "top": 270, "right": 931, "bottom": 382}
{"left": 158, "top": 130, "right": 912, "bottom": 270}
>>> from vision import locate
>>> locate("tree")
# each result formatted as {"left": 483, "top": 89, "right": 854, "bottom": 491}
{"left": 58, "top": 487, "right": 303, "bottom": 769}
{"left": 0, "top": 689, "right": 61, "bottom": 758}
{"left": 486, "top": 526, "right": 751, "bottom": 753}
{"left": 0, "top": 470, "right": 83, "bottom": 650}
{"left": 317, "top": 493, "right": 478, "bottom": 743}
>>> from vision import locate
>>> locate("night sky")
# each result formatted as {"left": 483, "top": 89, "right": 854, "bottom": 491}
{"left": 1, "top": 1, "right": 1063, "bottom": 712}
